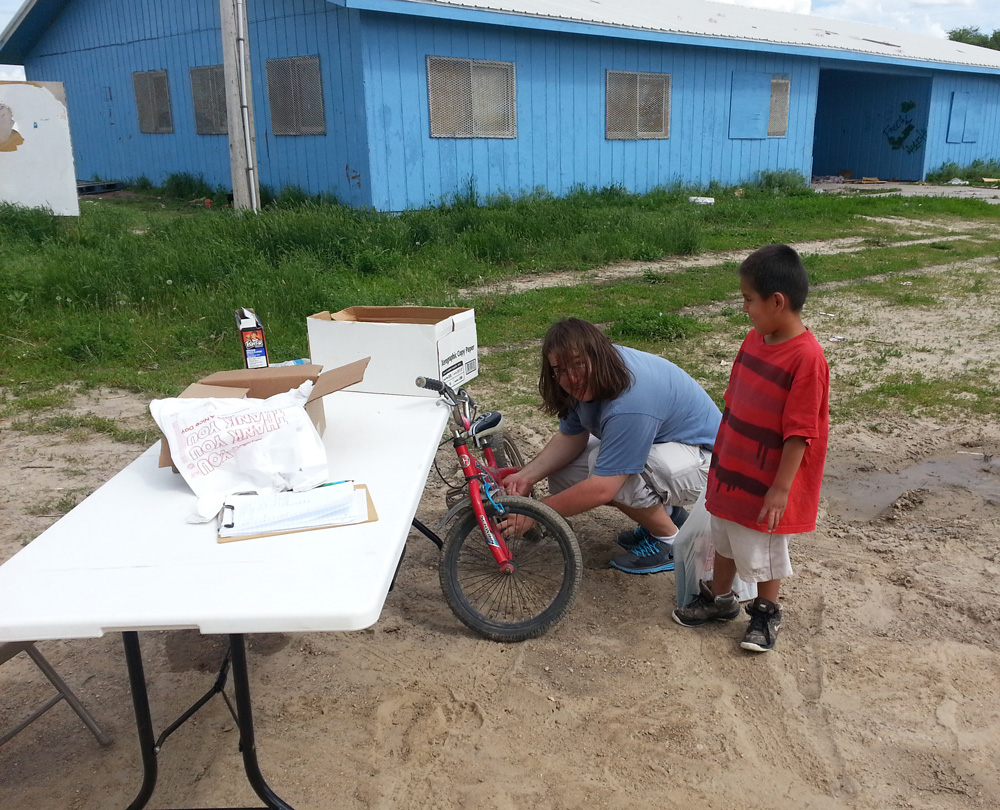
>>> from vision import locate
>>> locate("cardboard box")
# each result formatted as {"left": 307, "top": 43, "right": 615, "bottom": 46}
{"left": 307, "top": 306, "right": 478, "bottom": 397}
{"left": 157, "top": 358, "right": 369, "bottom": 469}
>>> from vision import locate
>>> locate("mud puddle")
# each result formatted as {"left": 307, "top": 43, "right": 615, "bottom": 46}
{"left": 824, "top": 451, "right": 999, "bottom": 522}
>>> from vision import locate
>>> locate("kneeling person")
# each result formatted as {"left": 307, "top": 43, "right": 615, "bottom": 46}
{"left": 503, "top": 318, "right": 722, "bottom": 574}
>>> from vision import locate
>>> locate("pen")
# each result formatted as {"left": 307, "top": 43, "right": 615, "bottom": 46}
{"left": 320, "top": 479, "right": 353, "bottom": 487}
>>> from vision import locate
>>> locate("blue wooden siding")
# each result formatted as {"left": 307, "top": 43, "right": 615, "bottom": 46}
{"left": 15, "top": 0, "right": 997, "bottom": 211}
{"left": 21, "top": 0, "right": 372, "bottom": 205}
{"left": 359, "top": 14, "right": 819, "bottom": 210}
{"left": 925, "top": 74, "right": 1000, "bottom": 175}
{"left": 812, "top": 68, "right": 931, "bottom": 181}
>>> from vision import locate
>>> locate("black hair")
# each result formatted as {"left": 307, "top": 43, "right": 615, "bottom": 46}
{"left": 738, "top": 243, "right": 809, "bottom": 311}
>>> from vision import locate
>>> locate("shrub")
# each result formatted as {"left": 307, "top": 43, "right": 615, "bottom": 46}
{"left": 162, "top": 172, "right": 214, "bottom": 199}
{"left": 926, "top": 159, "right": 1000, "bottom": 184}
{"left": 753, "top": 170, "right": 808, "bottom": 193}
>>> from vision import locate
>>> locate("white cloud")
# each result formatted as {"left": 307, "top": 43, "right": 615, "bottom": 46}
{"left": 812, "top": 0, "right": 1000, "bottom": 36}
{"left": 1, "top": 65, "right": 26, "bottom": 80}
{"left": 696, "top": 0, "right": 1000, "bottom": 37}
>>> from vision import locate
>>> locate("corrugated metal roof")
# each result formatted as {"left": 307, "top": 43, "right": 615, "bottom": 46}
{"left": 4, "top": 0, "right": 1000, "bottom": 72}
{"left": 365, "top": 0, "right": 1000, "bottom": 72}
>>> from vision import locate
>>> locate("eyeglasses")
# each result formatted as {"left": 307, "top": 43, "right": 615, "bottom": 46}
{"left": 550, "top": 360, "right": 589, "bottom": 380}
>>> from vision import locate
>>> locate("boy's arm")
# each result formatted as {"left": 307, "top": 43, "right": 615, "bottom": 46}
{"left": 758, "top": 436, "right": 808, "bottom": 531}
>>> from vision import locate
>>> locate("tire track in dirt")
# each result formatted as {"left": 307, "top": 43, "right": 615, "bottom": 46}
{"left": 458, "top": 221, "right": 997, "bottom": 299}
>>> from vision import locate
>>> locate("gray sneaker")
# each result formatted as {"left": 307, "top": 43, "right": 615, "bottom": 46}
{"left": 672, "top": 580, "right": 740, "bottom": 626}
{"left": 740, "top": 597, "right": 783, "bottom": 652}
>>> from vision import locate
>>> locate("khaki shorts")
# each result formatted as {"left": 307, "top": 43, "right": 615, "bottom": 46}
{"left": 548, "top": 435, "right": 709, "bottom": 509}
{"left": 709, "top": 515, "right": 793, "bottom": 583}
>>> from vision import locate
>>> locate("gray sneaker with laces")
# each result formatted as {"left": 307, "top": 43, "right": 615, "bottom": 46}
{"left": 740, "top": 597, "right": 783, "bottom": 652}
{"left": 672, "top": 580, "right": 740, "bottom": 626}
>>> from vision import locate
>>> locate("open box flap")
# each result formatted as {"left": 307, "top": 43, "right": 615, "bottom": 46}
{"left": 307, "top": 357, "right": 370, "bottom": 403}
{"left": 198, "top": 365, "right": 324, "bottom": 399}
{"left": 318, "top": 306, "right": 471, "bottom": 326}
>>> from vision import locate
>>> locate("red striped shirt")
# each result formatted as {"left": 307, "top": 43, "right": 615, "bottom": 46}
{"left": 706, "top": 329, "right": 829, "bottom": 533}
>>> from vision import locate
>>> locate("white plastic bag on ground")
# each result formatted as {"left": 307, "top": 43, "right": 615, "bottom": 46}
{"left": 673, "top": 492, "right": 758, "bottom": 607}
{"left": 150, "top": 381, "right": 328, "bottom": 521}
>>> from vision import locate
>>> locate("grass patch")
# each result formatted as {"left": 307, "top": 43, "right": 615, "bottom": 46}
{"left": 26, "top": 492, "right": 87, "bottom": 516}
{"left": 834, "top": 372, "right": 1000, "bottom": 419}
{"left": 2, "top": 186, "right": 1000, "bottom": 429}
{"left": 10, "top": 413, "right": 157, "bottom": 445}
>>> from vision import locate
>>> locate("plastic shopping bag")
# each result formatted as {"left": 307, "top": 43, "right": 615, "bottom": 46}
{"left": 673, "top": 492, "right": 757, "bottom": 607}
{"left": 150, "top": 381, "right": 328, "bottom": 521}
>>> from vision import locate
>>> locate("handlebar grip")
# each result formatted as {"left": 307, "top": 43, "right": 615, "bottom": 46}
{"left": 415, "top": 376, "right": 445, "bottom": 392}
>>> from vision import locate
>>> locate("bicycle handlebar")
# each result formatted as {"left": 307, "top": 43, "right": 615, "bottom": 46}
{"left": 416, "top": 376, "right": 478, "bottom": 429}
{"left": 415, "top": 376, "right": 445, "bottom": 393}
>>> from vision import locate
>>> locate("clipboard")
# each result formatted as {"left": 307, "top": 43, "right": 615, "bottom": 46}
{"left": 217, "top": 485, "right": 378, "bottom": 543}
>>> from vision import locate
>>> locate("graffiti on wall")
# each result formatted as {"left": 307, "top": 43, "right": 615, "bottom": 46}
{"left": 883, "top": 101, "right": 927, "bottom": 154}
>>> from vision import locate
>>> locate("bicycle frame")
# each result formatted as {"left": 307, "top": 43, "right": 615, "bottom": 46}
{"left": 450, "top": 435, "right": 513, "bottom": 570}
{"left": 416, "top": 377, "right": 519, "bottom": 571}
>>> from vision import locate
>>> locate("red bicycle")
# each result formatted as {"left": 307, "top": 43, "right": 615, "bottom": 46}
{"left": 412, "top": 376, "right": 582, "bottom": 642}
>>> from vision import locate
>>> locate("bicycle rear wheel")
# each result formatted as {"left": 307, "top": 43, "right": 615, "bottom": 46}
{"left": 487, "top": 431, "right": 525, "bottom": 470}
{"left": 439, "top": 495, "right": 582, "bottom": 642}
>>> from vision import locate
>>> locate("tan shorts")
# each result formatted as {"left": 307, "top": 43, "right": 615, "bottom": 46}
{"left": 709, "top": 515, "right": 793, "bottom": 583}
{"left": 548, "top": 435, "right": 709, "bottom": 509}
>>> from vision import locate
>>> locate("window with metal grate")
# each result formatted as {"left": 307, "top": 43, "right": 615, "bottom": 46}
{"left": 768, "top": 75, "right": 790, "bottom": 137}
{"left": 427, "top": 56, "right": 516, "bottom": 138}
{"left": 133, "top": 70, "right": 173, "bottom": 134}
{"left": 606, "top": 70, "right": 670, "bottom": 140}
{"left": 266, "top": 56, "right": 326, "bottom": 136}
{"left": 190, "top": 65, "right": 227, "bottom": 136}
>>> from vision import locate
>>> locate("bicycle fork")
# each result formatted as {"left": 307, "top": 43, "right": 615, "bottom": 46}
{"left": 454, "top": 439, "right": 514, "bottom": 572}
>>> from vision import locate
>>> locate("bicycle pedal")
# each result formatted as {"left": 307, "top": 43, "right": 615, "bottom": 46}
{"left": 445, "top": 486, "right": 467, "bottom": 507}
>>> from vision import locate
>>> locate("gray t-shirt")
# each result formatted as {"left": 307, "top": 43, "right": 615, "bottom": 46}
{"left": 559, "top": 345, "right": 722, "bottom": 476}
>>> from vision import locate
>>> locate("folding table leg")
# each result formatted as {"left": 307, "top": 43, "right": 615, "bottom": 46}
{"left": 122, "top": 632, "right": 158, "bottom": 810}
{"left": 229, "top": 634, "right": 294, "bottom": 810}
{"left": 121, "top": 631, "right": 294, "bottom": 810}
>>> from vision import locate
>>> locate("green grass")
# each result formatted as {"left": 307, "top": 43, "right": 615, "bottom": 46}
{"left": 8, "top": 413, "right": 158, "bottom": 445}
{"left": 2, "top": 183, "right": 999, "bottom": 432}
{"left": 25, "top": 492, "right": 86, "bottom": 516}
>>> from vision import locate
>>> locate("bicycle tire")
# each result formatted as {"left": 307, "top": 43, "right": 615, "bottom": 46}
{"left": 488, "top": 431, "right": 525, "bottom": 470}
{"left": 439, "top": 495, "right": 582, "bottom": 642}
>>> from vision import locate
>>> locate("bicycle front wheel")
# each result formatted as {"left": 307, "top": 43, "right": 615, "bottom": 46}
{"left": 439, "top": 495, "right": 582, "bottom": 642}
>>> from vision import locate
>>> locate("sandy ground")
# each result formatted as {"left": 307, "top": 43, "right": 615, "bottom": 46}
{"left": 2, "top": 215, "right": 1000, "bottom": 809}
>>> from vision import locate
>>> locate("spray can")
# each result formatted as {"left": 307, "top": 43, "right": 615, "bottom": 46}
{"left": 235, "top": 307, "right": 269, "bottom": 369}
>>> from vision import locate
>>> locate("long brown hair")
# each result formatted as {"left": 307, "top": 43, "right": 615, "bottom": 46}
{"left": 539, "top": 319, "right": 633, "bottom": 417}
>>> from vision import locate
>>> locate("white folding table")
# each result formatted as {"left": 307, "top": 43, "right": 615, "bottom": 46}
{"left": 0, "top": 389, "right": 449, "bottom": 810}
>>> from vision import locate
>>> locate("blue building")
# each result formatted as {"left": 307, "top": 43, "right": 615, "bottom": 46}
{"left": 2, "top": 0, "right": 999, "bottom": 211}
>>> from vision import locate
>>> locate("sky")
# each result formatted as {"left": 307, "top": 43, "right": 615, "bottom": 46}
{"left": 2, "top": 0, "right": 1000, "bottom": 80}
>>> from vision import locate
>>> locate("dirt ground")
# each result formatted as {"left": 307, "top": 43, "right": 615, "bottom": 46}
{"left": 2, "top": 216, "right": 1000, "bottom": 809}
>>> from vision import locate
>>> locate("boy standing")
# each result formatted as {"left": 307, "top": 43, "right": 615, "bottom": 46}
{"left": 672, "top": 244, "right": 829, "bottom": 653}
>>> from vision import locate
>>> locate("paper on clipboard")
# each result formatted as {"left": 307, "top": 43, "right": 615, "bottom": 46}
{"left": 218, "top": 484, "right": 378, "bottom": 543}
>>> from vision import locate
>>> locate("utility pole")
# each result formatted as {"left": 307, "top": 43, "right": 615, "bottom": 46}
{"left": 219, "top": 0, "right": 260, "bottom": 212}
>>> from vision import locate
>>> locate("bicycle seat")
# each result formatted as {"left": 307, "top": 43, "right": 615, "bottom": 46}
{"left": 470, "top": 411, "right": 503, "bottom": 439}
